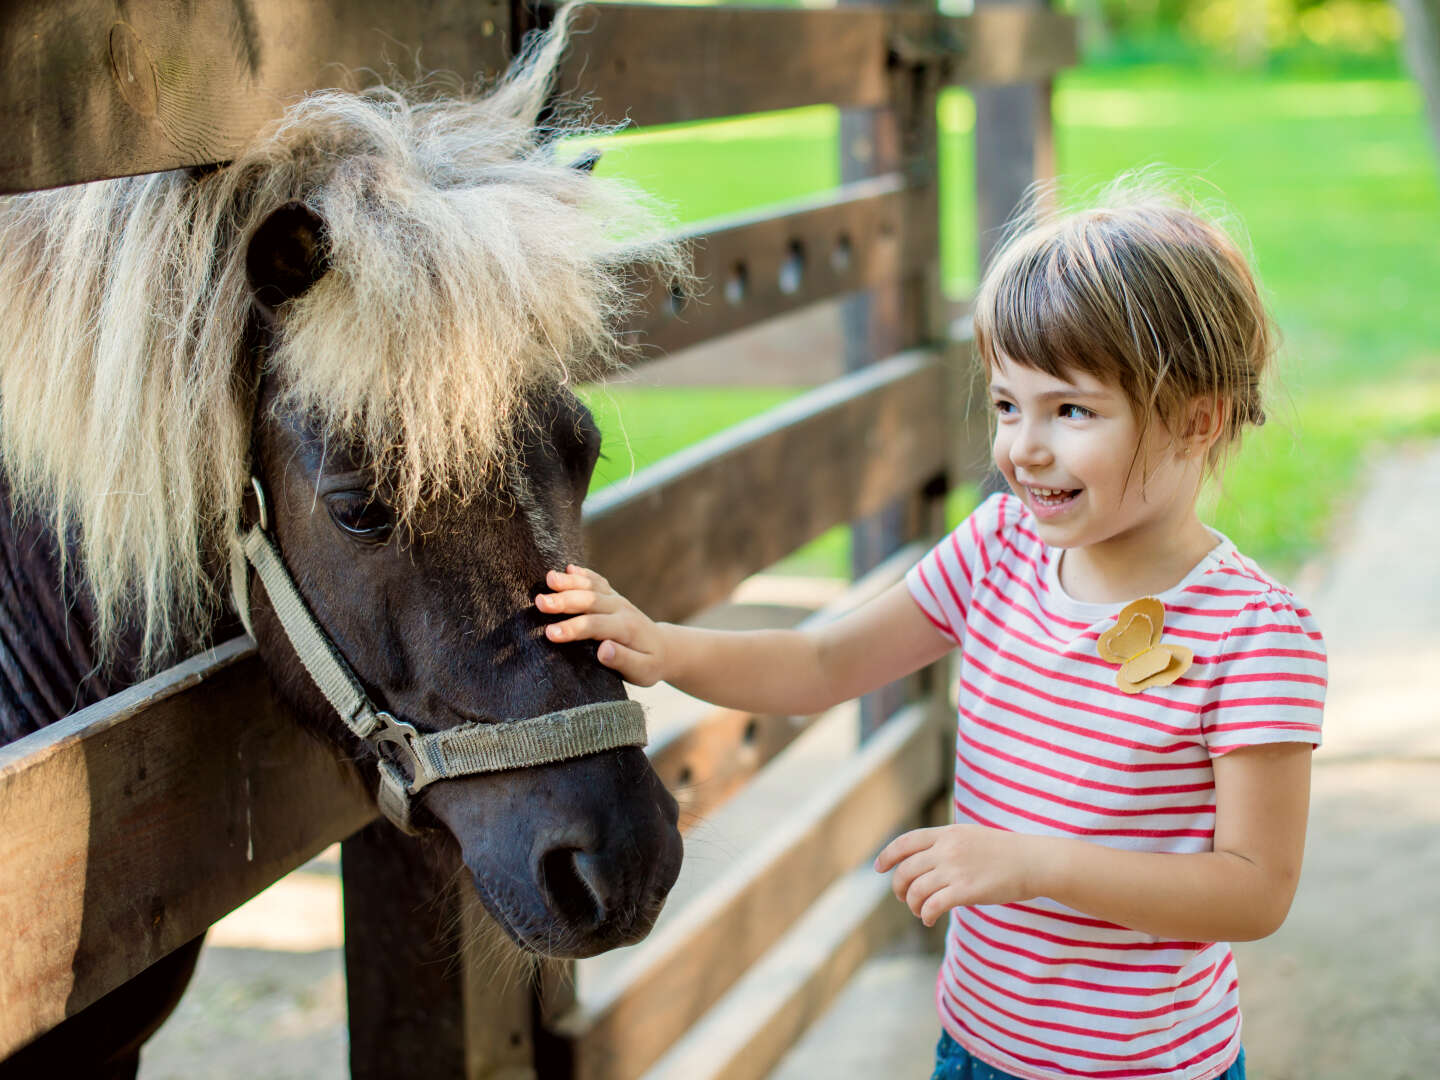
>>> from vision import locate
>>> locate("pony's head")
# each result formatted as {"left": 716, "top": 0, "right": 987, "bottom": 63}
{"left": 0, "top": 8, "right": 686, "bottom": 956}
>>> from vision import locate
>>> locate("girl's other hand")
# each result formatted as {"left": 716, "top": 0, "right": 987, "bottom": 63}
{"left": 874, "top": 824, "right": 1042, "bottom": 926}
{"left": 536, "top": 565, "right": 666, "bottom": 686}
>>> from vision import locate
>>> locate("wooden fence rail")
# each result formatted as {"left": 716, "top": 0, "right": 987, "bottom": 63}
{"left": 2, "top": 3, "right": 1074, "bottom": 193}
{"left": 0, "top": 640, "right": 372, "bottom": 1057}
{"left": 1, "top": 0, "right": 1072, "bottom": 1073}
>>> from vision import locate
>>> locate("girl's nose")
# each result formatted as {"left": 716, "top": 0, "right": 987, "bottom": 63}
{"left": 1009, "top": 421, "right": 1053, "bottom": 470}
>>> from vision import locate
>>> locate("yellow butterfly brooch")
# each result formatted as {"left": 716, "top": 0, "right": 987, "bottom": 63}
{"left": 1096, "top": 597, "right": 1193, "bottom": 694}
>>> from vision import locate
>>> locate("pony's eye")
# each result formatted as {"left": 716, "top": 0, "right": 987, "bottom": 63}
{"left": 325, "top": 492, "right": 394, "bottom": 543}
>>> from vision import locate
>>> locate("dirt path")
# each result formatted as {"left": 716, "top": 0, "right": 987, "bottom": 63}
{"left": 1226, "top": 440, "right": 1440, "bottom": 1078}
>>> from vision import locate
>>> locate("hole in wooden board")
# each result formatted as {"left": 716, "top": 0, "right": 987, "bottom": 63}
{"left": 778, "top": 240, "right": 806, "bottom": 295}
{"left": 725, "top": 262, "right": 749, "bottom": 305}
{"left": 667, "top": 281, "right": 687, "bottom": 317}
{"left": 831, "top": 233, "right": 853, "bottom": 273}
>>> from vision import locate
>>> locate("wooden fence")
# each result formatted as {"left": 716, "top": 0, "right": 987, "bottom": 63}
{"left": 0, "top": 2, "right": 1073, "bottom": 1076}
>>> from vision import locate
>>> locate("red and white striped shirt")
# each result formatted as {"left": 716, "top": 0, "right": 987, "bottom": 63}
{"left": 906, "top": 493, "right": 1326, "bottom": 1080}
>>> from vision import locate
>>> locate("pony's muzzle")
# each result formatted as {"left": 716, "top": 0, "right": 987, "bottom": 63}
{"left": 531, "top": 806, "right": 683, "bottom": 954}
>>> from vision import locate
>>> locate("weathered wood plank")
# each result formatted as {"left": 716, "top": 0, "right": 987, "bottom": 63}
{"left": 628, "top": 176, "right": 938, "bottom": 358}
{"left": 0, "top": 0, "right": 510, "bottom": 193}
{"left": 640, "top": 863, "right": 912, "bottom": 1080}
{"left": 0, "top": 638, "right": 374, "bottom": 1059}
{"left": 838, "top": 0, "right": 946, "bottom": 738}
{"left": 548, "top": 702, "right": 946, "bottom": 1080}
{"left": 648, "top": 541, "right": 929, "bottom": 827}
{"left": 1, "top": 3, "right": 1074, "bottom": 194}
{"left": 950, "top": 6, "right": 1078, "bottom": 87}
{"left": 583, "top": 352, "right": 946, "bottom": 626}
{"left": 343, "top": 823, "right": 536, "bottom": 1080}
{"left": 973, "top": 0, "right": 1059, "bottom": 271}
{"left": 545, "top": 4, "right": 1076, "bottom": 128}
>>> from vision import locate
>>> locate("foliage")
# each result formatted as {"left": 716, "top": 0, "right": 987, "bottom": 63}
{"left": 1064, "top": 0, "right": 1405, "bottom": 68}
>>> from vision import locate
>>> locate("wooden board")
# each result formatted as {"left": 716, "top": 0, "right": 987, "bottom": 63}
{"left": 950, "top": 7, "right": 1077, "bottom": 87}
{"left": 1, "top": 3, "right": 1074, "bottom": 194}
{"left": 544, "top": 4, "right": 1076, "bottom": 128}
{"left": 647, "top": 542, "right": 928, "bottom": 827}
{"left": 0, "top": 0, "right": 509, "bottom": 193}
{"left": 640, "top": 863, "right": 913, "bottom": 1080}
{"left": 548, "top": 702, "right": 946, "bottom": 1080}
{"left": 0, "top": 638, "right": 375, "bottom": 1058}
{"left": 343, "top": 822, "right": 537, "bottom": 1080}
{"left": 972, "top": 0, "right": 1059, "bottom": 271}
{"left": 627, "top": 176, "right": 938, "bottom": 358}
{"left": 583, "top": 352, "right": 946, "bottom": 626}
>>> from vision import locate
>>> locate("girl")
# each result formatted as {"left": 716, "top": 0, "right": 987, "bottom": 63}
{"left": 535, "top": 185, "right": 1326, "bottom": 1080}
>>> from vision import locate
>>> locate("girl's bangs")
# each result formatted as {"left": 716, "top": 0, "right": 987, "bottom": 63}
{"left": 979, "top": 241, "right": 1135, "bottom": 395}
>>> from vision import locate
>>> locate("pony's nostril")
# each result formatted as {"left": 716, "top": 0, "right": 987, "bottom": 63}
{"left": 539, "top": 847, "right": 606, "bottom": 927}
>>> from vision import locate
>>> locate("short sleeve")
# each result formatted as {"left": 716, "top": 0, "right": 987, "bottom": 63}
{"left": 905, "top": 492, "right": 1012, "bottom": 646}
{"left": 1200, "top": 590, "right": 1327, "bottom": 756}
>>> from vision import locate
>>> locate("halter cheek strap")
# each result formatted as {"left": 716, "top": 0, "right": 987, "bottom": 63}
{"left": 228, "top": 476, "right": 647, "bottom": 834}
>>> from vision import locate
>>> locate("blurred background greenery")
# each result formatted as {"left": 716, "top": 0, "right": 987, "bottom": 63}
{"left": 580, "top": 0, "right": 1440, "bottom": 582}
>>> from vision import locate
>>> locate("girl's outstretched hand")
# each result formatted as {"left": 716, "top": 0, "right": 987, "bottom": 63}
{"left": 536, "top": 565, "right": 666, "bottom": 686}
{"left": 875, "top": 824, "right": 1043, "bottom": 927}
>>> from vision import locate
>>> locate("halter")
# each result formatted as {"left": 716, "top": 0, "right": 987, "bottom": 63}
{"left": 228, "top": 476, "right": 647, "bottom": 834}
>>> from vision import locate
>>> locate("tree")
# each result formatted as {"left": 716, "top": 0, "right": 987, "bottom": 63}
{"left": 1396, "top": 0, "right": 1440, "bottom": 153}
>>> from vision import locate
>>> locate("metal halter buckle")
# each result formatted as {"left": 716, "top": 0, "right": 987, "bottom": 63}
{"left": 371, "top": 711, "right": 422, "bottom": 778}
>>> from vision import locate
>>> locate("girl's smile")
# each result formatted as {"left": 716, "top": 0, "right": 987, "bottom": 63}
{"left": 1024, "top": 485, "right": 1082, "bottom": 518}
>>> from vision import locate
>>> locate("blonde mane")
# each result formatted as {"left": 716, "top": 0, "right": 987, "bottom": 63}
{"left": 0, "top": 11, "right": 684, "bottom": 669}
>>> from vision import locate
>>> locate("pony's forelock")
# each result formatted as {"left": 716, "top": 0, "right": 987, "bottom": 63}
{"left": 0, "top": 7, "right": 685, "bottom": 669}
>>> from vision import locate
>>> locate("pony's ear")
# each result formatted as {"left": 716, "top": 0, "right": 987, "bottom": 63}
{"left": 568, "top": 148, "right": 602, "bottom": 173}
{"left": 246, "top": 201, "right": 331, "bottom": 316}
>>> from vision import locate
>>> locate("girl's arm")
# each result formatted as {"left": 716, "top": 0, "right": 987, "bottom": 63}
{"left": 877, "top": 741, "right": 1311, "bottom": 942}
{"left": 537, "top": 566, "right": 952, "bottom": 716}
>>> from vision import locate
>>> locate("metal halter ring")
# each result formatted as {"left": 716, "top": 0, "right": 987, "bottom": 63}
{"left": 250, "top": 476, "right": 270, "bottom": 532}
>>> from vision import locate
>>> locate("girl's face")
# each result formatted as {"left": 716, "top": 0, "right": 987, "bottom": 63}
{"left": 988, "top": 358, "right": 1201, "bottom": 554}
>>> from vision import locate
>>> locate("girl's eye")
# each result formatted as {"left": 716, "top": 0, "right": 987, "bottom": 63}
{"left": 325, "top": 492, "right": 395, "bottom": 543}
{"left": 1059, "top": 403, "right": 1094, "bottom": 420}
{"left": 992, "top": 399, "right": 1017, "bottom": 417}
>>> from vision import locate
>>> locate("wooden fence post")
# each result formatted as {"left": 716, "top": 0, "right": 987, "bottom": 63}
{"left": 842, "top": 0, "right": 949, "bottom": 739}
{"left": 343, "top": 823, "right": 541, "bottom": 1080}
{"left": 973, "top": 0, "right": 1057, "bottom": 273}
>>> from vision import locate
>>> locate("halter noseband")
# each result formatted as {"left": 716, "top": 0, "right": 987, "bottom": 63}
{"left": 228, "top": 476, "right": 647, "bottom": 834}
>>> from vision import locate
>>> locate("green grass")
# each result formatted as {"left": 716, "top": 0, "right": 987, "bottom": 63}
{"left": 583, "top": 67, "right": 1440, "bottom": 579}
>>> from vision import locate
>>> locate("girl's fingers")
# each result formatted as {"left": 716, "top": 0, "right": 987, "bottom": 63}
{"left": 904, "top": 868, "right": 946, "bottom": 918}
{"left": 545, "top": 614, "right": 617, "bottom": 644}
{"left": 554, "top": 564, "right": 612, "bottom": 593}
{"left": 596, "top": 640, "right": 657, "bottom": 686}
{"left": 919, "top": 885, "right": 963, "bottom": 928}
{"left": 874, "top": 827, "right": 939, "bottom": 873}
{"left": 535, "top": 589, "right": 616, "bottom": 615}
{"left": 887, "top": 850, "right": 936, "bottom": 905}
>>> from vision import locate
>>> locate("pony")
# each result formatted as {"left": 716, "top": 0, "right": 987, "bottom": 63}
{"left": 0, "top": 9, "right": 687, "bottom": 1075}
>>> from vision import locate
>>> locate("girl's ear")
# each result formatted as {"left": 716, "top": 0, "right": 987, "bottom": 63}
{"left": 1181, "top": 395, "right": 1227, "bottom": 456}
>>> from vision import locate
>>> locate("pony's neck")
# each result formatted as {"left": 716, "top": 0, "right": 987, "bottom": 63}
{"left": 0, "top": 475, "right": 151, "bottom": 742}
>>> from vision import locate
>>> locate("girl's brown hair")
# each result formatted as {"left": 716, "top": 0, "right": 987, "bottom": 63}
{"left": 973, "top": 178, "right": 1274, "bottom": 465}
